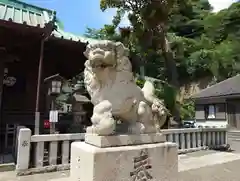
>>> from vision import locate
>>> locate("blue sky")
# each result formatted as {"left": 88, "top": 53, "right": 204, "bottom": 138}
{"left": 24, "top": 0, "right": 237, "bottom": 35}
{"left": 24, "top": 0, "right": 118, "bottom": 35}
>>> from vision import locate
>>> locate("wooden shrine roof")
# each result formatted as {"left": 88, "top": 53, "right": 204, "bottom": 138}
{"left": 192, "top": 74, "right": 240, "bottom": 99}
{"left": 0, "top": 0, "right": 98, "bottom": 44}
{"left": 51, "top": 27, "right": 98, "bottom": 44}
{"left": 0, "top": 0, "right": 55, "bottom": 28}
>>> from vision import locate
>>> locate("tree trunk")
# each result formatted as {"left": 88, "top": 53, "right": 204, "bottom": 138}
{"left": 158, "top": 31, "right": 182, "bottom": 127}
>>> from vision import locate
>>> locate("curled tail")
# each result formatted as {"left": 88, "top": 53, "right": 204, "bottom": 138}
{"left": 141, "top": 80, "right": 155, "bottom": 103}
{"left": 142, "top": 80, "right": 168, "bottom": 130}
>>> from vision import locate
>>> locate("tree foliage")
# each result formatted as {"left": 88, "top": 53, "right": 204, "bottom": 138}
{"left": 84, "top": 1, "right": 240, "bottom": 121}
{"left": 98, "top": 0, "right": 184, "bottom": 125}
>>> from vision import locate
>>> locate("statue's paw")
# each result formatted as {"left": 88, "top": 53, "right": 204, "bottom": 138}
{"left": 87, "top": 118, "right": 116, "bottom": 136}
{"left": 144, "top": 125, "right": 157, "bottom": 134}
{"left": 86, "top": 126, "right": 97, "bottom": 134}
{"left": 128, "top": 122, "right": 145, "bottom": 134}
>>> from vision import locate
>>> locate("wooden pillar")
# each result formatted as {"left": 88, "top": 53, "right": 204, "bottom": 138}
{"left": 0, "top": 59, "right": 4, "bottom": 127}
{"left": 34, "top": 39, "right": 44, "bottom": 135}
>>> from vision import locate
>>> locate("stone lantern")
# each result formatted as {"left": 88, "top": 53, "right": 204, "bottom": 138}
{"left": 44, "top": 74, "right": 65, "bottom": 133}
{"left": 44, "top": 74, "right": 64, "bottom": 96}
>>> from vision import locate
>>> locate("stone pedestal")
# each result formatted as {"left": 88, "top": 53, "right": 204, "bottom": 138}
{"left": 69, "top": 133, "right": 178, "bottom": 181}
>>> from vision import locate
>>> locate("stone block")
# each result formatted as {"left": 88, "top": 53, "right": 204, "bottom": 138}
{"left": 70, "top": 141, "right": 178, "bottom": 181}
{"left": 16, "top": 128, "right": 31, "bottom": 172}
{"left": 227, "top": 131, "right": 240, "bottom": 152}
{"left": 85, "top": 133, "right": 166, "bottom": 148}
{"left": 70, "top": 141, "right": 81, "bottom": 178}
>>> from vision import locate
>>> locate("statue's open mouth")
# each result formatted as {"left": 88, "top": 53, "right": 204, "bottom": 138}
{"left": 90, "top": 54, "right": 116, "bottom": 69}
{"left": 89, "top": 54, "right": 105, "bottom": 68}
{"left": 88, "top": 49, "right": 116, "bottom": 69}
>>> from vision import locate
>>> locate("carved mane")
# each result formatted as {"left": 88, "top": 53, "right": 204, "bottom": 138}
{"left": 83, "top": 40, "right": 168, "bottom": 135}
{"left": 83, "top": 41, "right": 134, "bottom": 104}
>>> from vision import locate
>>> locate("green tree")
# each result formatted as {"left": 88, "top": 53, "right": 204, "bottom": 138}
{"left": 99, "top": 0, "right": 182, "bottom": 125}
{"left": 83, "top": 1, "right": 240, "bottom": 125}
{"left": 191, "top": 2, "right": 240, "bottom": 81}
{"left": 84, "top": 25, "right": 121, "bottom": 41}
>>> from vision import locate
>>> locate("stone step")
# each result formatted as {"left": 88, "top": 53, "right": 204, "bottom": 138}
{"left": 227, "top": 132, "right": 240, "bottom": 136}
{"left": 0, "top": 154, "right": 15, "bottom": 172}
{"left": 228, "top": 134, "right": 240, "bottom": 138}
{"left": 227, "top": 135, "right": 240, "bottom": 139}
{"left": 228, "top": 137, "right": 240, "bottom": 140}
{"left": 0, "top": 163, "right": 15, "bottom": 172}
{"left": 227, "top": 135, "right": 240, "bottom": 138}
{"left": 227, "top": 133, "right": 240, "bottom": 136}
{"left": 228, "top": 133, "right": 240, "bottom": 135}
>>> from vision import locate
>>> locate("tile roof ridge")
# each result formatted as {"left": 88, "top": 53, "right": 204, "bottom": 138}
{"left": 192, "top": 74, "right": 240, "bottom": 98}
{"left": 0, "top": 0, "right": 56, "bottom": 14}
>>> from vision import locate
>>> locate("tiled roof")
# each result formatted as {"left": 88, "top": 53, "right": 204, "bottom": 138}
{"left": 0, "top": 0, "right": 100, "bottom": 44}
{"left": 0, "top": 0, "right": 55, "bottom": 28}
{"left": 191, "top": 74, "right": 240, "bottom": 99}
{"left": 51, "top": 27, "right": 99, "bottom": 44}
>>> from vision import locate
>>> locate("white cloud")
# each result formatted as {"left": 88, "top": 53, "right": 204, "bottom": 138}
{"left": 209, "top": 0, "right": 237, "bottom": 12}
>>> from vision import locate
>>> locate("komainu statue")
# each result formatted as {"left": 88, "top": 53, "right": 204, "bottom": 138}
{"left": 83, "top": 40, "right": 168, "bottom": 135}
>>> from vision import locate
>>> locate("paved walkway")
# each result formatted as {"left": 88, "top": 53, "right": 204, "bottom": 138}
{"left": 0, "top": 171, "right": 69, "bottom": 181}
{"left": 1, "top": 150, "right": 240, "bottom": 181}
{"left": 179, "top": 150, "right": 240, "bottom": 172}
{"left": 179, "top": 160, "right": 240, "bottom": 181}
{"left": 178, "top": 151, "right": 240, "bottom": 181}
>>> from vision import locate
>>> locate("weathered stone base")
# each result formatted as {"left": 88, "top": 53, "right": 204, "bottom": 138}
{"left": 69, "top": 141, "right": 178, "bottom": 181}
{"left": 85, "top": 133, "right": 166, "bottom": 148}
